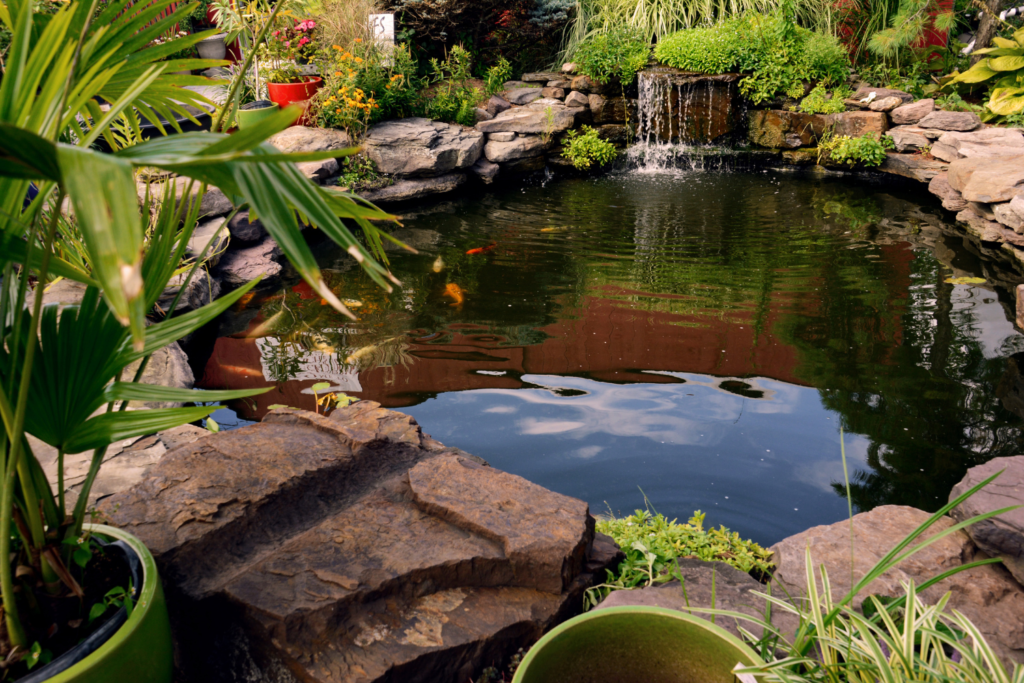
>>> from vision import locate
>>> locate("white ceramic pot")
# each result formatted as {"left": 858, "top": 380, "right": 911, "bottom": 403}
{"left": 196, "top": 33, "right": 228, "bottom": 60}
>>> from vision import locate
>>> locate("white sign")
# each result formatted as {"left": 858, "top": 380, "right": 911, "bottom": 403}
{"left": 369, "top": 13, "right": 395, "bottom": 64}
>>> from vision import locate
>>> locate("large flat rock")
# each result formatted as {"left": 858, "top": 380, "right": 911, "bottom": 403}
{"left": 362, "top": 118, "right": 484, "bottom": 177}
{"left": 770, "top": 505, "right": 1024, "bottom": 667}
{"left": 101, "top": 403, "right": 620, "bottom": 683}
{"left": 950, "top": 456, "right": 1024, "bottom": 586}
{"left": 476, "top": 105, "right": 576, "bottom": 135}
{"left": 948, "top": 156, "right": 1024, "bottom": 203}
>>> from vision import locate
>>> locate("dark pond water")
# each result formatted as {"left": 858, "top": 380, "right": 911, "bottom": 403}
{"left": 196, "top": 168, "right": 1024, "bottom": 547}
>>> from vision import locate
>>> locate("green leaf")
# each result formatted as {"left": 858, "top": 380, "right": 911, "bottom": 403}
{"left": 104, "top": 383, "right": 271, "bottom": 404}
{"left": 952, "top": 59, "right": 998, "bottom": 84}
{"left": 267, "top": 404, "right": 289, "bottom": 410}
{"left": 0, "top": 232, "right": 97, "bottom": 285}
{"left": 989, "top": 55, "right": 1024, "bottom": 72}
{"left": 944, "top": 276, "right": 986, "bottom": 284}
{"left": 992, "top": 36, "right": 1022, "bottom": 49}
{"left": 0, "top": 123, "right": 60, "bottom": 180}
{"left": 988, "top": 87, "right": 1024, "bottom": 116}
{"left": 72, "top": 545, "right": 92, "bottom": 568}
{"left": 205, "top": 416, "right": 220, "bottom": 433}
{"left": 311, "top": 382, "right": 331, "bottom": 392}
{"left": 87, "top": 603, "right": 107, "bottom": 624}
{"left": 64, "top": 406, "right": 215, "bottom": 454}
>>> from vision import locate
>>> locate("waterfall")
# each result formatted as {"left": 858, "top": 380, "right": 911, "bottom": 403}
{"left": 627, "top": 68, "right": 743, "bottom": 173}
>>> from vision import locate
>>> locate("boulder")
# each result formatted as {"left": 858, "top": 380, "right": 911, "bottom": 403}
{"left": 596, "top": 124, "right": 629, "bottom": 146}
{"left": 360, "top": 173, "right": 466, "bottom": 204}
{"left": 187, "top": 217, "right": 229, "bottom": 267}
{"left": 853, "top": 86, "right": 913, "bottom": 104}
{"left": 591, "top": 96, "right": 631, "bottom": 125}
{"left": 918, "top": 110, "right": 982, "bottom": 131}
{"left": 957, "top": 208, "right": 1008, "bottom": 242}
{"left": 530, "top": 97, "right": 566, "bottom": 108}
{"left": 541, "top": 87, "right": 565, "bottom": 100}
{"left": 25, "top": 277, "right": 88, "bottom": 310}
{"left": 565, "top": 91, "right": 589, "bottom": 108}
{"left": 502, "top": 80, "right": 533, "bottom": 90}
{"left": 588, "top": 93, "right": 605, "bottom": 113}
{"left": 948, "top": 156, "right": 1024, "bottom": 203}
{"left": 484, "top": 135, "right": 550, "bottom": 163}
{"left": 1013, "top": 194, "right": 1024, "bottom": 221}
{"left": 227, "top": 211, "right": 267, "bottom": 243}
{"left": 143, "top": 177, "right": 233, "bottom": 219}
{"left": 522, "top": 71, "right": 562, "bottom": 83}
{"left": 268, "top": 126, "right": 351, "bottom": 154}
{"left": 474, "top": 108, "right": 493, "bottom": 123}
{"left": 782, "top": 148, "right": 819, "bottom": 165}
{"left": 749, "top": 110, "right": 829, "bottom": 149}
{"left": 488, "top": 132, "right": 517, "bottom": 143}
{"left": 868, "top": 95, "right": 903, "bottom": 112}
{"left": 879, "top": 154, "right": 947, "bottom": 183}
{"left": 547, "top": 80, "right": 572, "bottom": 89}
{"left": 101, "top": 404, "right": 621, "bottom": 683}
{"left": 596, "top": 559, "right": 797, "bottom": 641}
{"left": 362, "top": 118, "right": 484, "bottom": 177}
{"left": 928, "top": 173, "right": 968, "bottom": 212}
{"left": 887, "top": 126, "right": 931, "bottom": 153}
{"left": 561, "top": 62, "right": 576, "bottom": 74}
{"left": 476, "top": 106, "right": 576, "bottom": 135}
{"left": 827, "top": 111, "right": 889, "bottom": 137}
{"left": 157, "top": 268, "right": 222, "bottom": 314}
{"left": 995, "top": 202, "right": 1024, "bottom": 232}
{"left": 570, "top": 74, "right": 606, "bottom": 94}
{"left": 770, "top": 505, "right": 1024, "bottom": 668}
{"left": 501, "top": 155, "right": 547, "bottom": 174}
{"left": 890, "top": 98, "right": 935, "bottom": 125}
{"left": 931, "top": 141, "right": 962, "bottom": 163}
{"left": 969, "top": 200, "right": 998, "bottom": 221}
{"left": 929, "top": 128, "right": 1024, "bottom": 161}
{"left": 295, "top": 158, "right": 339, "bottom": 183}
{"left": 214, "top": 235, "right": 284, "bottom": 287}
{"left": 506, "top": 87, "right": 544, "bottom": 105}
{"left": 950, "top": 456, "right": 1024, "bottom": 586}
{"left": 469, "top": 158, "right": 500, "bottom": 184}
{"left": 123, "top": 341, "right": 194, "bottom": 408}
{"left": 484, "top": 96, "right": 512, "bottom": 117}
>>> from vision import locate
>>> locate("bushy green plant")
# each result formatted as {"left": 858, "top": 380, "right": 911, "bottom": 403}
{"left": 948, "top": 27, "right": 1024, "bottom": 120}
{"left": 655, "top": 14, "right": 850, "bottom": 104}
{"left": 799, "top": 83, "right": 850, "bottom": 113}
{"left": 820, "top": 132, "right": 890, "bottom": 167}
{"left": 572, "top": 28, "right": 652, "bottom": 85}
{"left": 423, "top": 45, "right": 484, "bottom": 125}
{"left": 584, "top": 508, "right": 774, "bottom": 608}
{"left": 485, "top": 56, "right": 515, "bottom": 96}
{"left": 561, "top": 126, "right": 618, "bottom": 169}
{"left": 867, "top": 0, "right": 956, "bottom": 60}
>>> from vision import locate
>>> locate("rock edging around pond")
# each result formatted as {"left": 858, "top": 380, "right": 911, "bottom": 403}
{"left": 99, "top": 401, "right": 622, "bottom": 683}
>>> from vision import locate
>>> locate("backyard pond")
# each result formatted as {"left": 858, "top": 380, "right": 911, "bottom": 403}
{"left": 194, "top": 168, "right": 1024, "bottom": 546}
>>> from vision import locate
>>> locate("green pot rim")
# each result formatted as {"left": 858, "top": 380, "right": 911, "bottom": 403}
{"left": 42, "top": 524, "right": 160, "bottom": 683}
{"left": 511, "top": 605, "right": 762, "bottom": 683}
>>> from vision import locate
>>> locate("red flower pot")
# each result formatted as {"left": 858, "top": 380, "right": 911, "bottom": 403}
{"left": 267, "top": 76, "right": 322, "bottom": 126}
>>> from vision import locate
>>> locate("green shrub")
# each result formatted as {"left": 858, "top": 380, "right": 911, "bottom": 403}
{"left": 654, "top": 14, "right": 850, "bottom": 104}
{"left": 584, "top": 508, "right": 774, "bottom": 609}
{"left": 799, "top": 83, "right": 849, "bottom": 113}
{"left": 573, "top": 27, "right": 652, "bottom": 85}
{"left": 485, "top": 56, "right": 514, "bottom": 96}
{"left": 561, "top": 126, "right": 618, "bottom": 169}
{"left": 820, "top": 133, "right": 890, "bottom": 167}
{"left": 423, "top": 45, "right": 484, "bottom": 125}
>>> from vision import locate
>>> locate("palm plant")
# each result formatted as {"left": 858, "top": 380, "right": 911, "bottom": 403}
{"left": 0, "top": 0, "right": 398, "bottom": 669}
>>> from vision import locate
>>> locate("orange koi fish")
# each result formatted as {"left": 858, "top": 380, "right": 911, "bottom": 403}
{"left": 465, "top": 243, "right": 497, "bottom": 255}
{"left": 220, "top": 364, "right": 265, "bottom": 378}
{"left": 444, "top": 283, "right": 465, "bottom": 305}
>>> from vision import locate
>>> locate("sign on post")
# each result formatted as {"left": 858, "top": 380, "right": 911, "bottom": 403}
{"left": 369, "top": 13, "right": 395, "bottom": 64}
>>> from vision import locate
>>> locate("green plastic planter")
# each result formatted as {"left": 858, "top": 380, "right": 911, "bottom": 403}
{"left": 33, "top": 525, "right": 173, "bottom": 683}
{"left": 512, "top": 606, "right": 761, "bottom": 683}
{"left": 237, "top": 100, "right": 280, "bottom": 129}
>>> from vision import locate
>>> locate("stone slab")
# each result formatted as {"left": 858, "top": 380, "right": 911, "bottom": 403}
{"left": 950, "top": 456, "right": 1024, "bottom": 586}
{"left": 359, "top": 173, "right": 466, "bottom": 204}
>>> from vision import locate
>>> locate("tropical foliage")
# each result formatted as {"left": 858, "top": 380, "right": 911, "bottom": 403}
{"left": 948, "top": 27, "right": 1024, "bottom": 120}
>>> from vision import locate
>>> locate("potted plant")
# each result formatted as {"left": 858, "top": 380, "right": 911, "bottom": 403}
{"left": 0, "top": 0, "right": 398, "bottom": 678}
{"left": 262, "top": 19, "right": 321, "bottom": 125}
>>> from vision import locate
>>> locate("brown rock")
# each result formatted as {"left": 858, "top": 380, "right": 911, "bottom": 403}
{"left": 570, "top": 74, "right": 606, "bottom": 94}
{"left": 929, "top": 173, "right": 968, "bottom": 212}
{"left": 999, "top": 202, "right": 1024, "bottom": 233}
{"left": 948, "top": 157, "right": 1024, "bottom": 203}
{"left": 931, "top": 128, "right": 1024, "bottom": 161}
{"left": 565, "top": 91, "right": 589, "bottom": 108}
{"left": 522, "top": 71, "right": 562, "bottom": 83}
{"left": 827, "top": 111, "right": 889, "bottom": 137}
{"left": 782, "top": 148, "right": 819, "bottom": 165}
{"left": 505, "top": 87, "right": 544, "bottom": 105}
{"left": 1018, "top": 285, "right": 1024, "bottom": 329}
{"left": 476, "top": 106, "right": 576, "bottom": 135}
{"left": 102, "top": 404, "right": 621, "bottom": 683}
{"left": 879, "top": 154, "right": 947, "bottom": 183}
{"left": 474, "top": 107, "right": 493, "bottom": 123}
{"left": 957, "top": 208, "right": 1007, "bottom": 242}
{"left": 749, "top": 110, "right": 829, "bottom": 149}
{"left": 969, "top": 200, "right": 998, "bottom": 221}
{"left": 770, "top": 505, "right": 1024, "bottom": 668}
{"left": 918, "top": 110, "right": 982, "bottom": 131}
{"left": 1014, "top": 194, "right": 1024, "bottom": 221}
{"left": 547, "top": 79, "right": 572, "bottom": 89}
{"left": 268, "top": 126, "right": 351, "bottom": 154}
{"left": 890, "top": 98, "right": 935, "bottom": 125}
{"left": 469, "top": 158, "right": 499, "bottom": 184}
{"left": 561, "top": 62, "right": 576, "bottom": 74}
{"left": 592, "top": 96, "right": 631, "bottom": 125}
{"left": 887, "top": 125, "right": 931, "bottom": 153}
{"left": 588, "top": 93, "right": 605, "bottom": 113}
{"left": 596, "top": 124, "right": 629, "bottom": 146}
{"left": 950, "top": 456, "right": 1024, "bottom": 586}
{"left": 931, "top": 141, "right": 962, "bottom": 162}
{"left": 641, "top": 71, "right": 741, "bottom": 144}
{"left": 501, "top": 155, "right": 548, "bottom": 174}
{"left": 214, "top": 235, "right": 283, "bottom": 287}
{"left": 541, "top": 87, "right": 565, "bottom": 100}
{"left": 227, "top": 210, "right": 267, "bottom": 242}
{"left": 868, "top": 95, "right": 903, "bottom": 112}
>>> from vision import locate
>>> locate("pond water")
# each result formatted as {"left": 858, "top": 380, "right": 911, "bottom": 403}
{"left": 195, "top": 168, "right": 1024, "bottom": 547}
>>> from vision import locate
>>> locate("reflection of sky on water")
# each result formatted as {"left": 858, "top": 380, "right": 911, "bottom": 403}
{"left": 402, "top": 372, "right": 864, "bottom": 546}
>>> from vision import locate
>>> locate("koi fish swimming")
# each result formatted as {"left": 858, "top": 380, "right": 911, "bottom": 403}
{"left": 465, "top": 243, "right": 497, "bottom": 255}
{"left": 444, "top": 283, "right": 465, "bottom": 305}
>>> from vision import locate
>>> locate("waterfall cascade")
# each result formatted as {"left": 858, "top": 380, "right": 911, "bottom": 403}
{"left": 629, "top": 67, "right": 745, "bottom": 172}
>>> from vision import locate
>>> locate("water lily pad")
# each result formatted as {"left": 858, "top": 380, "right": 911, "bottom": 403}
{"left": 944, "top": 277, "right": 986, "bottom": 285}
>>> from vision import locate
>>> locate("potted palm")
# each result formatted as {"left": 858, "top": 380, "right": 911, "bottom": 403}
{"left": 0, "top": 0, "right": 398, "bottom": 679}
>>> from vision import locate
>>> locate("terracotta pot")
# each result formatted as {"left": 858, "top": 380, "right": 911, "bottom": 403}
{"left": 267, "top": 76, "right": 322, "bottom": 126}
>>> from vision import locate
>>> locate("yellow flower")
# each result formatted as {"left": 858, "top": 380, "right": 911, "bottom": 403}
{"left": 354, "top": 57, "right": 362, "bottom": 63}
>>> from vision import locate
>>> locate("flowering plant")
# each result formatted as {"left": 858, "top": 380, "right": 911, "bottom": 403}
{"left": 262, "top": 18, "right": 317, "bottom": 83}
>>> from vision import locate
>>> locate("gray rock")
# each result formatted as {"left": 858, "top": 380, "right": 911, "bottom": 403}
{"left": 957, "top": 208, "right": 1007, "bottom": 241}
{"left": 485, "top": 96, "right": 512, "bottom": 116}
{"left": 362, "top": 118, "right": 484, "bottom": 177}
{"left": 950, "top": 456, "right": 1024, "bottom": 587}
{"left": 123, "top": 341, "right": 194, "bottom": 408}
{"left": 502, "top": 80, "right": 535, "bottom": 91}
{"left": 565, "top": 91, "right": 589, "bottom": 108}
{"left": 561, "top": 62, "right": 576, "bottom": 74}
{"left": 359, "top": 173, "right": 466, "bottom": 204}
{"left": 488, "top": 132, "right": 516, "bottom": 142}
{"left": 268, "top": 126, "right": 351, "bottom": 154}
{"left": 928, "top": 173, "right": 968, "bottom": 212}
{"left": 506, "top": 87, "right": 544, "bottom": 105}
{"left": 227, "top": 211, "right": 267, "bottom": 243}
{"left": 476, "top": 105, "right": 576, "bottom": 135}
{"left": 887, "top": 126, "right": 931, "bottom": 153}
{"left": 474, "top": 107, "right": 493, "bottom": 123}
{"left": 541, "top": 87, "right": 565, "bottom": 100}
{"left": 931, "top": 141, "right": 962, "bottom": 162}
{"left": 501, "top": 155, "right": 547, "bottom": 174}
{"left": 596, "top": 558, "right": 796, "bottom": 641}
{"left": 469, "top": 158, "right": 499, "bottom": 184}
{"left": 1012, "top": 194, "right": 1024, "bottom": 221}
{"left": 918, "top": 110, "right": 982, "bottom": 131}
{"left": 157, "top": 268, "right": 221, "bottom": 314}
{"left": 529, "top": 97, "right": 566, "bottom": 107}
{"left": 588, "top": 93, "right": 606, "bottom": 113}
{"left": 546, "top": 80, "right": 572, "bottom": 89}
{"left": 143, "top": 177, "right": 233, "bottom": 219}
{"left": 296, "top": 158, "right": 339, "bottom": 183}
{"left": 890, "top": 98, "right": 935, "bottom": 125}
{"left": 969, "top": 200, "right": 997, "bottom": 221}
{"left": 522, "top": 71, "right": 562, "bottom": 83}
{"left": 932, "top": 128, "right": 1024, "bottom": 161}
{"left": 869, "top": 95, "right": 903, "bottom": 112}
{"left": 214, "top": 235, "right": 284, "bottom": 287}
{"left": 25, "top": 278, "right": 87, "bottom": 310}
{"left": 187, "top": 217, "right": 229, "bottom": 267}
{"left": 770, "top": 505, "right": 1024, "bottom": 668}
{"left": 879, "top": 154, "right": 947, "bottom": 183}
{"left": 592, "top": 96, "right": 633, "bottom": 125}
{"left": 994, "top": 202, "right": 1024, "bottom": 232}
{"left": 596, "top": 124, "right": 629, "bottom": 146}
{"left": 948, "top": 156, "right": 1024, "bottom": 203}
{"left": 484, "top": 135, "right": 549, "bottom": 163}
{"left": 853, "top": 86, "right": 913, "bottom": 104}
